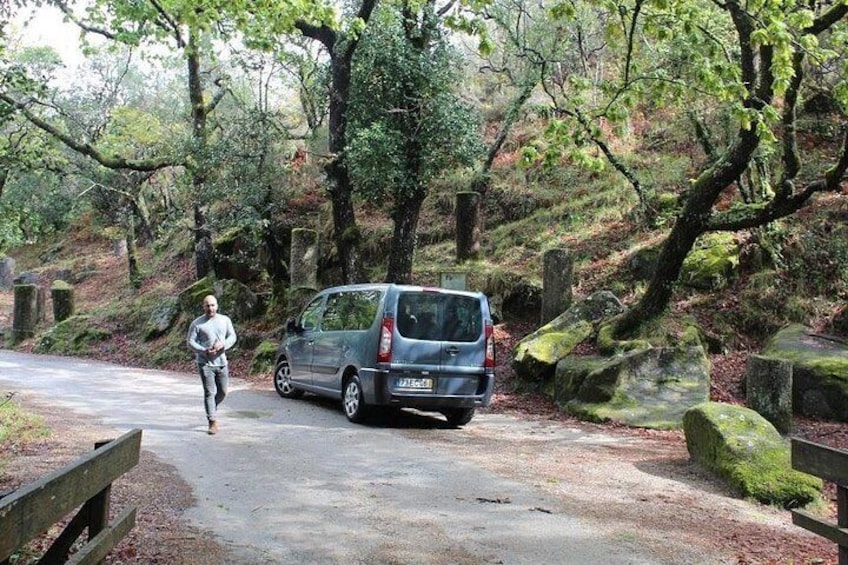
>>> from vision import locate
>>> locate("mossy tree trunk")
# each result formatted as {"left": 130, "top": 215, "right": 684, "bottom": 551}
{"left": 456, "top": 192, "right": 482, "bottom": 263}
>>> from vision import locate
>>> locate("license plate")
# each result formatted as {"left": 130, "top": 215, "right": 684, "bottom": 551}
{"left": 396, "top": 377, "right": 433, "bottom": 390}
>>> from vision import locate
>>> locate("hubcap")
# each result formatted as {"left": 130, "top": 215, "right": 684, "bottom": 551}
{"left": 276, "top": 364, "right": 292, "bottom": 394}
{"left": 344, "top": 381, "right": 360, "bottom": 417}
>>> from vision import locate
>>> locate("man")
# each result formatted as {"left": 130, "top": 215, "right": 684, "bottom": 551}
{"left": 187, "top": 295, "right": 237, "bottom": 435}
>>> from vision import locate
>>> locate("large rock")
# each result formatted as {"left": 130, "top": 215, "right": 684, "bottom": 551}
{"left": 762, "top": 324, "right": 848, "bottom": 421}
{"left": 214, "top": 279, "right": 261, "bottom": 323}
{"left": 33, "top": 316, "right": 112, "bottom": 355}
{"left": 144, "top": 296, "right": 182, "bottom": 341}
{"left": 512, "top": 291, "right": 624, "bottom": 384}
{"left": 629, "top": 233, "right": 740, "bottom": 291}
{"left": 683, "top": 402, "right": 821, "bottom": 508}
{"left": 178, "top": 277, "right": 261, "bottom": 323}
{"left": 561, "top": 346, "right": 711, "bottom": 429}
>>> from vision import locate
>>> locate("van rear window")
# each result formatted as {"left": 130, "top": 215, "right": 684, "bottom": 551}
{"left": 396, "top": 292, "right": 482, "bottom": 342}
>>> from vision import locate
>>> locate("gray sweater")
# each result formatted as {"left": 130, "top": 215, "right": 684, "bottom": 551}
{"left": 187, "top": 313, "right": 237, "bottom": 367}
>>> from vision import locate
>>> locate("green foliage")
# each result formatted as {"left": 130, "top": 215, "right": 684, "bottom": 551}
{"left": 347, "top": 5, "right": 483, "bottom": 210}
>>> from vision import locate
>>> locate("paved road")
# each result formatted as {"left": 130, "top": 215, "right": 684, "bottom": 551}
{"left": 0, "top": 350, "right": 682, "bottom": 564}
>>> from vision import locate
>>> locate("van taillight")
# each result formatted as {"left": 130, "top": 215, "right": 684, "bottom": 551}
{"left": 484, "top": 323, "right": 495, "bottom": 369}
{"left": 378, "top": 316, "right": 394, "bottom": 363}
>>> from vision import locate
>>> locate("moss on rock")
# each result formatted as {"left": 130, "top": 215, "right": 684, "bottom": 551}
{"left": 683, "top": 402, "right": 822, "bottom": 508}
{"left": 763, "top": 323, "right": 848, "bottom": 421}
{"left": 250, "top": 340, "right": 278, "bottom": 375}
{"left": 34, "top": 316, "right": 112, "bottom": 355}
{"left": 513, "top": 320, "right": 593, "bottom": 382}
{"left": 680, "top": 232, "right": 740, "bottom": 291}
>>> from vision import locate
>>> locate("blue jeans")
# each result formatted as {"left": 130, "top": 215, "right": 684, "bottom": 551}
{"left": 199, "top": 364, "right": 229, "bottom": 422}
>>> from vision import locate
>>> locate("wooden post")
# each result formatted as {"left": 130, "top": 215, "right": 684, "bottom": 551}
{"left": 290, "top": 228, "right": 318, "bottom": 290}
{"left": 540, "top": 248, "right": 573, "bottom": 325}
{"left": 456, "top": 191, "right": 482, "bottom": 262}
{"left": 790, "top": 438, "right": 848, "bottom": 565}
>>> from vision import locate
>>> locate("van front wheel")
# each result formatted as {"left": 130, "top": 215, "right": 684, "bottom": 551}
{"left": 343, "top": 374, "right": 369, "bottom": 423}
{"left": 273, "top": 360, "right": 304, "bottom": 399}
{"left": 443, "top": 407, "right": 475, "bottom": 427}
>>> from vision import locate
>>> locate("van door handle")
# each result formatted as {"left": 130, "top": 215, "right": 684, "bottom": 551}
{"left": 445, "top": 346, "right": 460, "bottom": 355}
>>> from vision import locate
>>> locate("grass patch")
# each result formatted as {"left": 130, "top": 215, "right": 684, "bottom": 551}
{"left": 0, "top": 394, "right": 51, "bottom": 475}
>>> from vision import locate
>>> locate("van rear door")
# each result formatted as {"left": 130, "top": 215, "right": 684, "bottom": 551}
{"left": 394, "top": 290, "right": 486, "bottom": 393}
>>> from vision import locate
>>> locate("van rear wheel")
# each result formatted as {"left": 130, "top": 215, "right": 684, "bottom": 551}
{"left": 273, "top": 359, "right": 304, "bottom": 399}
{"left": 443, "top": 407, "right": 475, "bottom": 427}
{"left": 343, "top": 374, "right": 369, "bottom": 423}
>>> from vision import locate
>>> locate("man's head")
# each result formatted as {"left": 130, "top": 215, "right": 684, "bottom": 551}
{"left": 202, "top": 295, "right": 219, "bottom": 317}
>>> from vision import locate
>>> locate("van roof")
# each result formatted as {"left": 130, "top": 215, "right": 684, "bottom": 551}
{"left": 318, "top": 283, "right": 484, "bottom": 298}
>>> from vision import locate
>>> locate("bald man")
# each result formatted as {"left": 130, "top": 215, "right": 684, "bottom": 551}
{"left": 187, "top": 295, "right": 237, "bottom": 435}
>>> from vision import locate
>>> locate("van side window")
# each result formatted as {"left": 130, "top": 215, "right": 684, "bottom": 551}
{"left": 344, "top": 290, "right": 382, "bottom": 330}
{"left": 322, "top": 292, "right": 346, "bottom": 331}
{"left": 322, "top": 290, "right": 382, "bottom": 331}
{"left": 299, "top": 296, "right": 323, "bottom": 331}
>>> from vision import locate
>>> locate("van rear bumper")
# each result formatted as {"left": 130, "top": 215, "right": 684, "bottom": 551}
{"left": 360, "top": 369, "right": 494, "bottom": 408}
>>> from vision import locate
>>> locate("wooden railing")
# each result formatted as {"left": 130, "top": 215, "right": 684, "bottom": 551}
{"left": 791, "top": 437, "right": 848, "bottom": 565}
{"left": 0, "top": 428, "right": 142, "bottom": 565}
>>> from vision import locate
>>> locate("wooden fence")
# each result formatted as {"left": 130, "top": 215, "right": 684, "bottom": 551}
{"left": 0, "top": 428, "right": 142, "bottom": 565}
{"left": 791, "top": 437, "right": 848, "bottom": 565}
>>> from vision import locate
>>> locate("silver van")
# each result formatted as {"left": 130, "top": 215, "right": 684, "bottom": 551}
{"left": 273, "top": 283, "right": 495, "bottom": 426}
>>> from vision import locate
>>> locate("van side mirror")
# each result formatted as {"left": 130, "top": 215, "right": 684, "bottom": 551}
{"left": 286, "top": 318, "right": 299, "bottom": 333}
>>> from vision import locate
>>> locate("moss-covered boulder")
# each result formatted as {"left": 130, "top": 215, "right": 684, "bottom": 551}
{"left": 212, "top": 227, "right": 263, "bottom": 284}
{"left": 178, "top": 276, "right": 215, "bottom": 316}
{"left": 33, "top": 316, "right": 112, "bottom": 355}
{"left": 683, "top": 402, "right": 822, "bottom": 508}
{"left": 562, "top": 346, "right": 710, "bottom": 429}
{"left": 629, "top": 233, "right": 740, "bottom": 291}
{"left": 250, "top": 340, "right": 278, "bottom": 375}
{"left": 680, "top": 232, "right": 740, "bottom": 291}
{"left": 763, "top": 323, "right": 848, "bottom": 421}
{"left": 512, "top": 291, "right": 624, "bottom": 384}
{"left": 214, "top": 279, "right": 261, "bottom": 323}
{"left": 177, "top": 277, "right": 260, "bottom": 324}
{"left": 144, "top": 296, "right": 181, "bottom": 341}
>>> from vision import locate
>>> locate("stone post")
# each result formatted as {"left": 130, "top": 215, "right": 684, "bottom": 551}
{"left": 112, "top": 238, "right": 128, "bottom": 257}
{"left": 0, "top": 257, "right": 15, "bottom": 290}
{"left": 12, "top": 284, "right": 39, "bottom": 344}
{"left": 746, "top": 355, "right": 793, "bottom": 434}
{"left": 455, "top": 191, "right": 482, "bottom": 262}
{"left": 540, "top": 248, "right": 573, "bottom": 325}
{"left": 290, "top": 228, "right": 318, "bottom": 290}
{"left": 51, "top": 280, "right": 75, "bottom": 323}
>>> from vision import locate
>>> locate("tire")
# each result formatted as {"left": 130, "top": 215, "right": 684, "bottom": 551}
{"left": 343, "top": 374, "right": 369, "bottom": 423}
{"left": 273, "top": 359, "right": 304, "bottom": 399}
{"left": 443, "top": 407, "right": 475, "bottom": 427}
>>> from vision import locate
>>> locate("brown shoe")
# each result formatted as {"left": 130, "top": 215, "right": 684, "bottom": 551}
{"left": 208, "top": 420, "right": 219, "bottom": 435}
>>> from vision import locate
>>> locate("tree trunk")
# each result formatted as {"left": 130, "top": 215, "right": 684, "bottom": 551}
{"left": 194, "top": 204, "right": 212, "bottom": 280}
{"left": 456, "top": 191, "right": 482, "bottom": 262}
{"left": 386, "top": 194, "right": 425, "bottom": 284}
{"left": 615, "top": 127, "right": 762, "bottom": 336}
{"left": 126, "top": 219, "right": 141, "bottom": 290}
{"left": 298, "top": 1, "right": 378, "bottom": 285}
